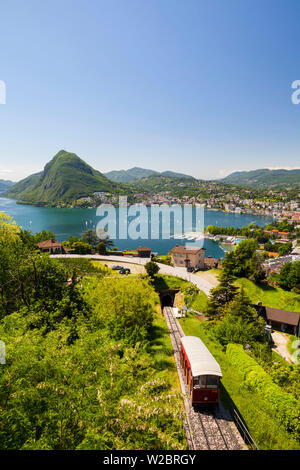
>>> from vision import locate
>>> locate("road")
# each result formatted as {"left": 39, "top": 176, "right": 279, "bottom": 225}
{"left": 51, "top": 254, "right": 214, "bottom": 295}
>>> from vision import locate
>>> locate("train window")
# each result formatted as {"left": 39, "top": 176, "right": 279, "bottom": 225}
{"left": 193, "top": 376, "right": 206, "bottom": 389}
{"left": 206, "top": 375, "right": 219, "bottom": 389}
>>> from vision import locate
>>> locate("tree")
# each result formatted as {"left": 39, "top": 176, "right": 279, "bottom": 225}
{"left": 70, "top": 241, "right": 92, "bottom": 254}
{"left": 205, "top": 270, "right": 238, "bottom": 322}
{"left": 0, "top": 212, "right": 20, "bottom": 242}
{"left": 248, "top": 251, "right": 265, "bottom": 282}
{"left": 96, "top": 237, "right": 114, "bottom": 255}
{"left": 145, "top": 261, "right": 160, "bottom": 279}
{"left": 277, "top": 261, "right": 300, "bottom": 292}
{"left": 81, "top": 229, "right": 99, "bottom": 248}
{"left": 214, "top": 289, "right": 266, "bottom": 346}
{"left": 213, "top": 315, "right": 265, "bottom": 347}
{"left": 222, "top": 288, "right": 260, "bottom": 323}
{"left": 34, "top": 230, "right": 56, "bottom": 244}
{"left": 222, "top": 239, "right": 265, "bottom": 281}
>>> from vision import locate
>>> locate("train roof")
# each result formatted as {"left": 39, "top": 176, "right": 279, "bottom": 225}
{"left": 181, "top": 336, "right": 222, "bottom": 378}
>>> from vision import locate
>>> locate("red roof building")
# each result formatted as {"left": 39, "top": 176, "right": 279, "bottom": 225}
{"left": 37, "top": 238, "right": 66, "bottom": 254}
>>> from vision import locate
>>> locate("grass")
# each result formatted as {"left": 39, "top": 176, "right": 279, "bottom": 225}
{"left": 178, "top": 313, "right": 300, "bottom": 450}
{"left": 153, "top": 274, "right": 189, "bottom": 291}
{"left": 188, "top": 290, "right": 208, "bottom": 312}
{"left": 235, "top": 277, "right": 300, "bottom": 313}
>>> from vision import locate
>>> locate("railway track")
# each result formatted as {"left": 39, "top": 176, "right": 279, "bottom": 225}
{"left": 164, "top": 306, "right": 245, "bottom": 451}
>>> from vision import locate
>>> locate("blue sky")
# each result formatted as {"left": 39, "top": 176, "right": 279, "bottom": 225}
{"left": 0, "top": 0, "right": 300, "bottom": 181}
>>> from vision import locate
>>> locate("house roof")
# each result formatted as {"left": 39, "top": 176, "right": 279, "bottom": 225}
{"left": 137, "top": 247, "right": 151, "bottom": 252}
{"left": 37, "top": 239, "right": 62, "bottom": 249}
{"left": 171, "top": 245, "right": 204, "bottom": 255}
{"left": 265, "top": 306, "right": 300, "bottom": 326}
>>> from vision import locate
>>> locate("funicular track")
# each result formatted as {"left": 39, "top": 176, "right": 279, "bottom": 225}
{"left": 163, "top": 306, "right": 245, "bottom": 450}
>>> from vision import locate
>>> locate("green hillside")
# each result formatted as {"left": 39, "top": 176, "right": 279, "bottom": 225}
{"left": 105, "top": 167, "right": 193, "bottom": 183}
{"left": 105, "top": 166, "right": 158, "bottom": 183}
{"left": 4, "top": 150, "right": 121, "bottom": 206}
{"left": 222, "top": 168, "right": 300, "bottom": 188}
{"left": 127, "top": 173, "right": 197, "bottom": 193}
{"left": 0, "top": 179, "right": 15, "bottom": 194}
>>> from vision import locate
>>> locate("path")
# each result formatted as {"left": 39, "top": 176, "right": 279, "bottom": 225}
{"left": 51, "top": 254, "right": 215, "bottom": 295}
{"left": 271, "top": 331, "right": 294, "bottom": 363}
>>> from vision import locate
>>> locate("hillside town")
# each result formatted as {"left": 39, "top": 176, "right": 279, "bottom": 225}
{"left": 71, "top": 187, "right": 300, "bottom": 225}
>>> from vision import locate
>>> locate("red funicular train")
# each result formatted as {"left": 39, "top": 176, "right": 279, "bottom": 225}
{"left": 180, "top": 336, "right": 222, "bottom": 406}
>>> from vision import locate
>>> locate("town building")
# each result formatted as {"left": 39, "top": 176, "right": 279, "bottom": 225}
{"left": 170, "top": 245, "right": 205, "bottom": 269}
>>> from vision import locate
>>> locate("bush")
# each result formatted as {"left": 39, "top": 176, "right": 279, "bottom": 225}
{"left": 226, "top": 344, "right": 300, "bottom": 438}
{"left": 214, "top": 316, "right": 265, "bottom": 347}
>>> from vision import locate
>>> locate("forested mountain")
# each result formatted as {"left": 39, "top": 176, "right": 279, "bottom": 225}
{"left": 222, "top": 168, "right": 300, "bottom": 188}
{"left": 104, "top": 167, "right": 158, "bottom": 182}
{"left": 127, "top": 173, "right": 198, "bottom": 193}
{"left": 3, "top": 150, "right": 121, "bottom": 205}
{"left": 0, "top": 179, "right": 14, "bottom": 194}
{"left": 105, "top": 167, "right": 193, "bottom": 183}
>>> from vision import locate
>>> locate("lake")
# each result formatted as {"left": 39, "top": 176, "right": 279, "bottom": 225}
{"left": 0, "top": 198, "right": 273, "bottom": 258}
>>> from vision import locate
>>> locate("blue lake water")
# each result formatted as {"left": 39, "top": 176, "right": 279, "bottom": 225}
{"left": 0, "top": 198, "right": 273, "bottom": 258}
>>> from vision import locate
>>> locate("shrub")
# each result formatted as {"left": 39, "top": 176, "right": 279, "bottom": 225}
{"left": 226, "top": 344, "right": 300, "bottom": 438}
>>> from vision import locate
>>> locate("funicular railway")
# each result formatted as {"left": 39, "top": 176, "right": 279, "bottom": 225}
{"left": 163, "top": 306, "right": 246, "bottom": 450}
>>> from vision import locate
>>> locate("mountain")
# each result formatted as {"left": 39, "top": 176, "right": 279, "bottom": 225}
{"left": 105, "top": 167, "right": 193, "bottom": 183}
{"left": 127, "top": 173, "right": 198, "bottom": 193}
{"left": 105, "top": 167, "right": 158, "bottom": 183}
{"left": 4, "top": 150, "right": 120, "bottom": 206}
{"left": 0, "top": 179, "right": 15, "bottom": 194}
{"left": 160, "top": 171, "right": 194, "bottom": 179}
{"left": 222, "top": 168, "right": 300, "bottom": 188}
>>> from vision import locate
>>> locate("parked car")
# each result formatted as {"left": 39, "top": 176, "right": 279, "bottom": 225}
{"left": 119, "top": 268, "right": 130, "bottom": 275}
{"left": 112, "top": 265, "right": 123, "bottom": 270}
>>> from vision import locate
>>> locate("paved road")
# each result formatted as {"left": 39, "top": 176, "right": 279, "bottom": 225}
{"left": 51, "top": 254, "right": 214, "bottom": 295}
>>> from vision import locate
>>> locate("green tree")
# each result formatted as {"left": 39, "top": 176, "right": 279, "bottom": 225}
{"left": 70, "top": 241, "right": 92, "bottom": 254}
{"left": 214, "top": 289, "right": 266, "bottom": 346}
{"left": 81, "top": 229, "right": 99, "bottom": 248}
{"left": 96, "top": 237, "right": 114, "bottom": 254}
{"left": 145, "top": 261, "right": 160, "bottom": 279}
{"left": 205, "top": 270, "right": 238, "bottom": 322}
{"left": 277, "top": 261, "right": 300, "bottom": 292}
{"left": 222, "top": 239, "right": 265, "bottom": 281}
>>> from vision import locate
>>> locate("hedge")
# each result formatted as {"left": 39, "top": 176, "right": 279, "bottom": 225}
{"left": 226, "top": 344, "right": 300, "bottom": 438}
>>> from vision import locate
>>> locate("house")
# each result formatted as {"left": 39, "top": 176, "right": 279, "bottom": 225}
{"left": 256, "top": 304, "right": 300, "bottom": 335}
{"left": 37, "top": 238, "right": 67, "bottom": 254}
{"left": 170, "top": 245, "right": 205, "bottom": 269}
{"left": 137, "top": 247, "right": 151, "bottom": 258}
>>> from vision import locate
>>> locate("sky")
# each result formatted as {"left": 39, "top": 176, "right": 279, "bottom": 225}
{"left": 0, "top": 0, "right": 300, "bottom": 182}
